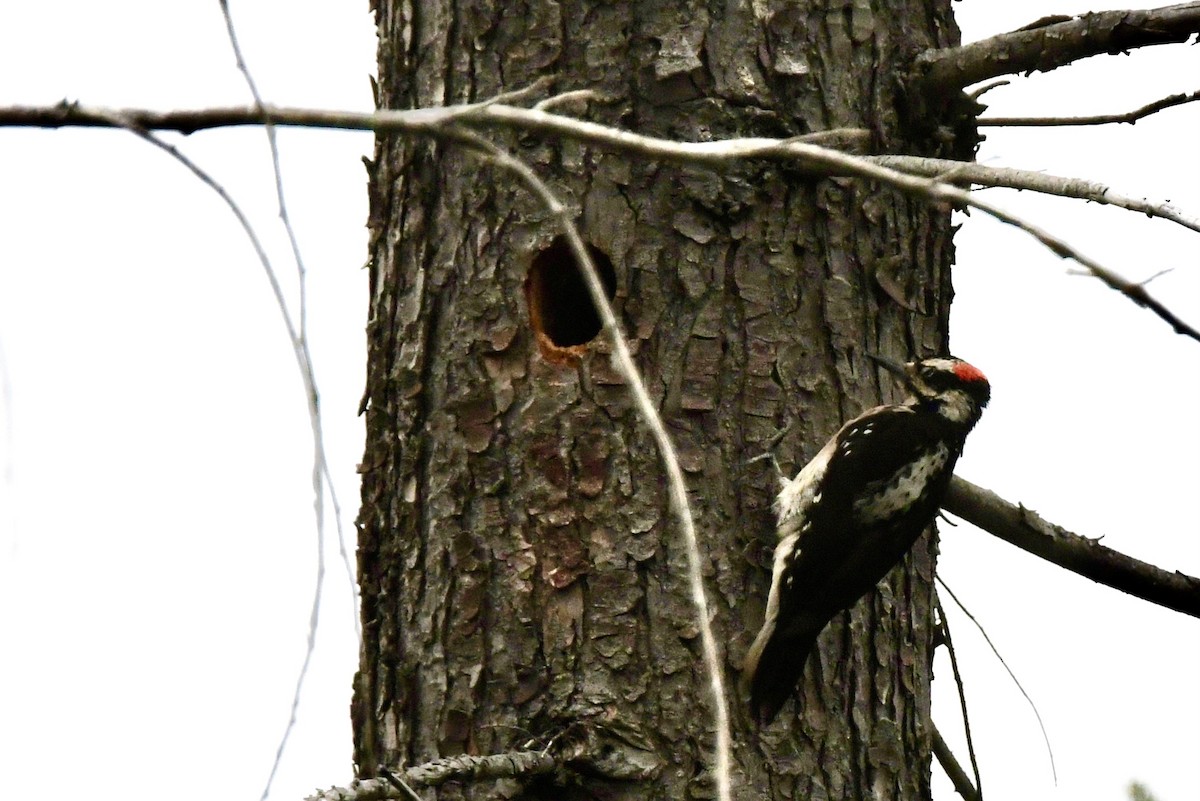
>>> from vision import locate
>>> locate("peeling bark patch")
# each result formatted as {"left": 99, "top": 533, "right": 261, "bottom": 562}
{"left": 654, "top": 25, "right": 705, "bottom": 79}
{"left": 525, "top": 235, "right": 616, "bottom": 360}
{"left": 529, "top": 435, "right": 570, "bottom": 495}
{"left": 441, "top": 707, "right": 472, "bottom": 748}
{"left": 454, "top": 394, "right": 496, "bottom": 453}
{"left": 681, "top": 337, "right": 723, "bottom": 411}
{"left": 535, "top": 523, "right": 590, "bottom": 589}
{"left": 543, "top": 583, "right": 584, "bottom": 663}
{"left": 573, "top": 429, "right": 611, "bottom": 498}
{"left": 512, "top": 668, "right": 543, "bottom": 705}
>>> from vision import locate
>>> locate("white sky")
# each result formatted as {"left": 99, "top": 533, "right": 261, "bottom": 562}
{"left": 0, "top": 2, "right": 1197, "bottom": 801}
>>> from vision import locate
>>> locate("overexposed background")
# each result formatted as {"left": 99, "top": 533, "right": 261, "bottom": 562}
{"left": 0, "top": 2, "right": 1196, "bottom": 800}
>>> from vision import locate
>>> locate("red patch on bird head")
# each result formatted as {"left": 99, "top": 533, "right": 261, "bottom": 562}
{"left": 953, "top": 362, "right": 988, "bottom": 383}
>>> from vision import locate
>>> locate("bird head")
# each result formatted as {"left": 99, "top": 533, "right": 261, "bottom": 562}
{"left": 869, "top": 354, "right": 991, "bottom": 427}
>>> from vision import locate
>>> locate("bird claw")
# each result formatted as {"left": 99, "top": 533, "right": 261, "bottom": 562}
{"left": 748, "top": 425, "right": 791, "bottom": 487}
{"left": 748, "top": 451, "right": 787, "bottom": 486}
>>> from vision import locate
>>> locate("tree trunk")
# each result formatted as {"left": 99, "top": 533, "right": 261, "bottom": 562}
{"left": 354, "top": 1, "right": 964, "bottom": 798}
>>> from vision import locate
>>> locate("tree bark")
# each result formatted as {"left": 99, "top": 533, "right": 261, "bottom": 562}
{"left": 354, "top": 1, "right": 963, "bottom": 798}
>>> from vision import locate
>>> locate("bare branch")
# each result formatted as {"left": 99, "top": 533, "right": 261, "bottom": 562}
{"left": 377, "top": 767, "right": 423, "bottom": 801}
{"left": 944, "top": 476, "right": 1200, "bottom": 618}
{"left": 401, "top": 751, "right": 556, "bottom": 787}
{"left": 85, "top": 106, "right": 340, "bottom": 801}
{"left": 0, "top": 99, "right": 868, "bottom": 144}
{"left": 935, "top": 596, "right": 985, "bottom": 800}
{"left": 306, "top": 752, "right": 558, "bottom": 801}
{"left": 8, "top": 99, "right": 1194, "bottom": 341}
{"left": 932, "top": 725, "right": 982, "bottom": 801}
{"left": 533, "top": 88, "right": 601, "bottom": 112}
{"left": 980, "top": 90, "right": 1200, "bottom": 127}
{"left": 937, "top": 577, "right": 1057, "bottom": 784}
{"left": 308, "top": 779, "right": 394, "bottom": 801}
{"left": 966, "top": 79, "right": 1011, "bottom": 101}
{"left": 871, "top": 154, "right": 1200, "bottom": 235}
{"left": 446, "top": 128, "right": 733, "bottom": 801}
{"left": 213, "top": 6, "right": 361, "bottom": 798}
{"left": 308, "top": 719, "right": 668, "bottom": 798}
{"left": 914, "top": 3, "right": 1200, "bottom": 91}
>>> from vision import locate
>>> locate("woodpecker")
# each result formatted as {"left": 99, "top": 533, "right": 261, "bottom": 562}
{"left": 742, "top": 355, "right": 990, "bottom": 725}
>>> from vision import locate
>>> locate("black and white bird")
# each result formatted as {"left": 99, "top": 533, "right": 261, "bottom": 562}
{"left": 742, "top": 355, "right": 991, "bottom": 724}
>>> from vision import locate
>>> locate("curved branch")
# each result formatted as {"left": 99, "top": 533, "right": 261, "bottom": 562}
{"left": 870, "top": 154, "right": 1200, "bottom": 235}
{"left": 943, "top": 476, "right": 1200, "bottom": 618}
{"left": 934, "top": 596, "right": 985, "bottom": 799}
{"left": 914, "top": 3, "right": 1200, "bottom": 92}
{"left": 979, "top": 90, "right": 1200, "bottom": 127}
{"left": 215, "top": 6, "right": 360, "bottom": 798}
{"left": 937, "top": 577, "right": 1057, "bottom": 784}
{"left": 8, "top": 103, "right": 1196, "bottom": 233}
{"left": 446, "top": 128, "right": 733, "bottom": 801}
{"left": 4, "top": 100, "right": 1198, "bottom": 341}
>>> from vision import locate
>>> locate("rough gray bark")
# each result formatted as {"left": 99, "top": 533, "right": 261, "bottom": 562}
{"left": 354, "top": 2, "right": 963, "bottom": 798}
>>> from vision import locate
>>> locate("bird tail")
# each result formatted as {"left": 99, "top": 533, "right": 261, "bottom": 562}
{"left": 742, "top": 625, "right": 820, "bottom": 726}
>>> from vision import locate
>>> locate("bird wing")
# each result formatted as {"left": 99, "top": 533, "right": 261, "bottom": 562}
{"left": 776, "top": 405, "right": 948, "bottom": 619}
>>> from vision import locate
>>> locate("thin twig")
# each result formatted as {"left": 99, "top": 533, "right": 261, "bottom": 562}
{"left": 938, "top": 576, "right": 1058, "bottom": 785}
{"left": 869, "top": 154, "right": 1200, "bottom": 235}
{"left": 473, "top": 75, "right": 558, "bottom": 107}
{"left": 952, "top": 195, "right": 1198, "bottom": 341}
{"left": 213, "top": 6, "right": 360, "bottom": 798}
{"left": 967, "top": 79, "right": 1011, "bottom": 101}
{"left": 377, "top": 767, "right": 423, "bottom": 801}
{"left": 980, "top": 90, "right": 1200, "bottom": 127}
{"left": 446, "top": 127, "right": 733, "bottom": 801}
{"left": 216, "top": 2, "right": 359, "bottom": 645}
{"left": 217, "top": 1, "right": 299, "bottom": 321}
{"left": 533, "top": 88, "right": 600, "bottom": 112}
{"left": 1136, "top": 267, "right": 1175, "bottom": 286}
{"left": 935, "top": 595, "right": 984, "bottom": 800}
{"left": 449, "top": 104, "right": 1200, "bottom": 342}
{"left": 82, "top": 106, "right": 329, "bottom": 801}
{"left": 944, "top": 476, "right": 1200, "bottom": 618}
{"left": 931, "top": 724, "right": 982, "bottom": 801}
{"left": 5, "top": 100, "right": 1199, "bottom": 340}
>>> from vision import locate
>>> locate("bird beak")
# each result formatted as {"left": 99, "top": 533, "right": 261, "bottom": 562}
{"left": 866, "top": 353, "right": 908, "bottom": 378}
{"left": 867, "top": 353, "right": 917, "bottom": 392}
